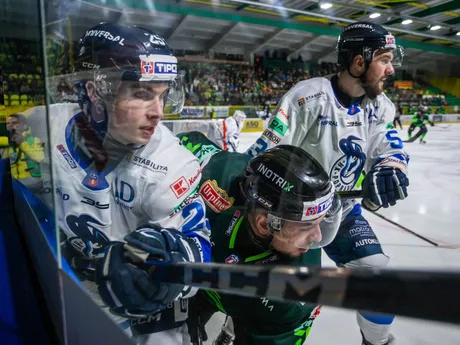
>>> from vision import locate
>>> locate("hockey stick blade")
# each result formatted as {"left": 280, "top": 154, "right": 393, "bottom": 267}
{"left": 148, "top": 261, "right": 460, "bottom": 325}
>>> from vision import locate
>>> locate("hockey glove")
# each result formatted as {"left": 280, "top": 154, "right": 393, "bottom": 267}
{"left": 96, "top": 224, "right": 204, "bottom": 318}
{"left": 362, "top": 167, "right": 409, "bottom": 211}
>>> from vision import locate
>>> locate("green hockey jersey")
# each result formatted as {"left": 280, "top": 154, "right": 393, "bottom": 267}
{"left": 178, "top": 131, "right": 322, "bottom": 345}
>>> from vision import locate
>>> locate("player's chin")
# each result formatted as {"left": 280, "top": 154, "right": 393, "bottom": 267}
{"left": 285, "top": 247, "right": 310, "bottom": 258}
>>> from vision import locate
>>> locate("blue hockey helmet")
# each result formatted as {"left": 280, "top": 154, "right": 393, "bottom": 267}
{"left": 74, "top": 22, "right": 184, "bottom": 115}
{"left": 336, "top": 22, "right": 404, "bottom": 74}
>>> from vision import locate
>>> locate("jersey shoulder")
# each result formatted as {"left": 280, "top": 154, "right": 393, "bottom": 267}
{"left": 199, "top": 151, "right": 249, "bottom": 214}
{"left": 136, "top": 124, "right": 202, "bottom": 200}
{"left": 285, "top": 77, "right": 334, "bottom": 110}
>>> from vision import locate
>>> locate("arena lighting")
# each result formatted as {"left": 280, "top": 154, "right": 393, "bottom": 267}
{"left": 320, "top": 3, "right": 332, "bottom": 9}
{"left": 430, "top": 25, "right": 441, "bottom": 31}
{"left": 402, "top": 19, "right": 413, "bottom": 25}
{"left": 457, "top": 32, "right": 460, "bottom": 36}
{"left": 369, "top": 13, "right": 381, "bottom": 19}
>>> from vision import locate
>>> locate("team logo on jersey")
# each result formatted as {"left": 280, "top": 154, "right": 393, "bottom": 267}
{"left": 226, "top": 210, "right": 241, "bottom": 236}
{"left": 297, "top": 98, "right": 305, "bottom": 106}
{"left": 225, "top": 254, "right": 240, "bottom": 264}
{"left": 199, "top": 179, "right": 234, "bottom": 213}
{"left": 57, "top": 144, "right": 77, "bottom": 169}
{"left": 170, "top": 176, "right": 190, "bottom": 199}
{"left": 347, "top": 102, "right": 361, "bottom": 115}
{"left": 88, "top": 174, "right": 98, "bottom": 187}
{"left": 330, "top": 136, "right": 366, "bottom": 191}
{"left": 65, "top": 214, "right": 110, "bottom": 259}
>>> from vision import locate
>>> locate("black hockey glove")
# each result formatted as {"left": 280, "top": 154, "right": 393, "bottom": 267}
{"left": 96, "top": 224, "right": 204, "bottom": 318}
{"left": 362, "top": 166, "right": 409, "bottom": 211}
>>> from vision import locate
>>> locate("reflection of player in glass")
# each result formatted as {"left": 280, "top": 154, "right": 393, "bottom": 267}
{"left": 178, "top": 132, "right": 342, "bottom": 345}
{"left": 247, "top": 22, "right": 409, "bottom": 345}
{"left": 5, "top": 114, "right": 44, "bottom": 190}
{"left": 407, "top": 105, "right": 434, "bottom": 144}
{"left": 43, "top": 23, "right": 210, "bottom": 344}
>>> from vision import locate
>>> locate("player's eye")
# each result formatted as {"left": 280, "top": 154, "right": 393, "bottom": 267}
{"left": 133, "top": 90, "right": 152, "bottom": 100}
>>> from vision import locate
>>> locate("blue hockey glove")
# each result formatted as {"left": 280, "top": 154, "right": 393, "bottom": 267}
{"left": 362, "top": 167, "right": 409, "bottom": 211}
{"left": 96, "top": 224, "right": 204, "bottom": 318}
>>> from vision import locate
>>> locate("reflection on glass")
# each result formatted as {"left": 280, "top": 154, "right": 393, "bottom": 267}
{"left": 36, "top": 1, "right": 460, "bottom": 345}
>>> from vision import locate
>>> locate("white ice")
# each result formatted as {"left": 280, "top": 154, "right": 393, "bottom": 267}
{"left": 205, "top": 124, "right": 460, "bottom": 344}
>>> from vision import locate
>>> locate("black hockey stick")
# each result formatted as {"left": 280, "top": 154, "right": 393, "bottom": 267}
{"left": 149, "top": 261, "right": 460, "bottom": 325}
{"left": 337, "top": 191, "right": 439, "bottom": 246}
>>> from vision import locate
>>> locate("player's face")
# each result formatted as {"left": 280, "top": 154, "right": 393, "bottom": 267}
{"left": 270, "top": 215, "right": 325, "bottom": 257}
{"left": 6, "top": 117, "right": 20, "bottom": 131}
{"left": 110, "top": 81, "right": 169, "bottom": 145}
{"left": 364, "top": 50, "right": 395, "bottom": 98}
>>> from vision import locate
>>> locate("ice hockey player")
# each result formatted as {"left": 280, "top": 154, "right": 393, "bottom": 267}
{"left": 406, "top": 105, "right": 434, "bottom": 144}
{"left": 246, "top": 22, "right": 409, "bottom": 345}
{"left": 38, "top": 23, "right": 211, "bottom": 343}
{"left": 178, "top": 131, "right": 342, "bottom": 345}
{"left": 392, "top": 102, "right": 403, "bottom": 130}
{"left": 208, "top": 110, "right": 246, "bottom": 151}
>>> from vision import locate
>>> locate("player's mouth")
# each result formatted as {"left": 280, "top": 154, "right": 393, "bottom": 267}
{"left": 140, "top": 125, "right": 155, "bottom": 135}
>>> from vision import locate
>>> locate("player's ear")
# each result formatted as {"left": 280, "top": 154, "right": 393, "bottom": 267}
{"left": 255, "top": 213, "right": 270, "bottom": 237}
{"left": 353, "top": 55, "right": 365, "bottom": 74}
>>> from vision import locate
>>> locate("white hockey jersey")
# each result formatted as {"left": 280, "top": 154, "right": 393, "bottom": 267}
{"left": 247, "top": 76, "right": 408, "bottom": 216}
{"left": 44, "top": 103, "right": 210, "bottom": 264}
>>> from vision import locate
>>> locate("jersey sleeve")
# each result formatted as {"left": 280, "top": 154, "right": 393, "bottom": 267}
{"left": 365, "top": 97, "right": 409, "bottom": 173}
{"left": 246, "top": 80, "right": 318, "bottom": 158}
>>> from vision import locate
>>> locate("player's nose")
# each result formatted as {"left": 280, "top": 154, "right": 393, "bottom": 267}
{"left": 309, "top": 224, "right": 322, "bottom": 243}
{"left": 386, "top": 62, "right": 395, "bottom": 76}
{"left": 146, "top": 98, "right": 164, "bottom": 119}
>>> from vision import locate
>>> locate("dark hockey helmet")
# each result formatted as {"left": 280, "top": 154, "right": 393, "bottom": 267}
{"left": 336, "top": 22, "right": 403, "bottom": 72}
{"left": 241, "top": 145, "right": 335, "bottom": 222}
{"left": 74, "top": 22, "right": 184, "bottom": 115}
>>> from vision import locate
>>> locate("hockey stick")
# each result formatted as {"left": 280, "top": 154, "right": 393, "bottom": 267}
{"left": 149, "top": 261, "right": 460, "bottom": 325}
{"left": 337, "top": 191, "right": 439, "bottom": 246}
{"left": 437, "top": 124, "right": 451, "bottom": 130}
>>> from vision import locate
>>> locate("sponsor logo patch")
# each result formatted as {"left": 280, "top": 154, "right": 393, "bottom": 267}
{"left": 297, "top": 98, "right": 305, "bottom": 106}
{"left": 188, "top": 168, "right": 202, "bottom": 186}
{"left": 225, "top": 210, "right": 241, "bottom": 236}
{"left": 269, "top": 118, "right": 288, "bottom": 136}
{"left": 170, "top": 176, "right": 190, "bottom": 199}
{"left": 199, "top": 179, "right": 235, "bottom": 213}
{"left": 278, "top": 108, "right": 290, "bottom": 120}
{"left": 139, "top": 54, "right": 178, "bottom": 82}
{"left": 346, "top": 121, "right": 362, "bottom": 127}
{"left": 262, "top": 129, "right": 281, "bottom": 144}
{"left": 57, "top": 144, "right": 77, "bottom": 169}
{"left": 132, "top": 156, "right": 168, "bottom": 173}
